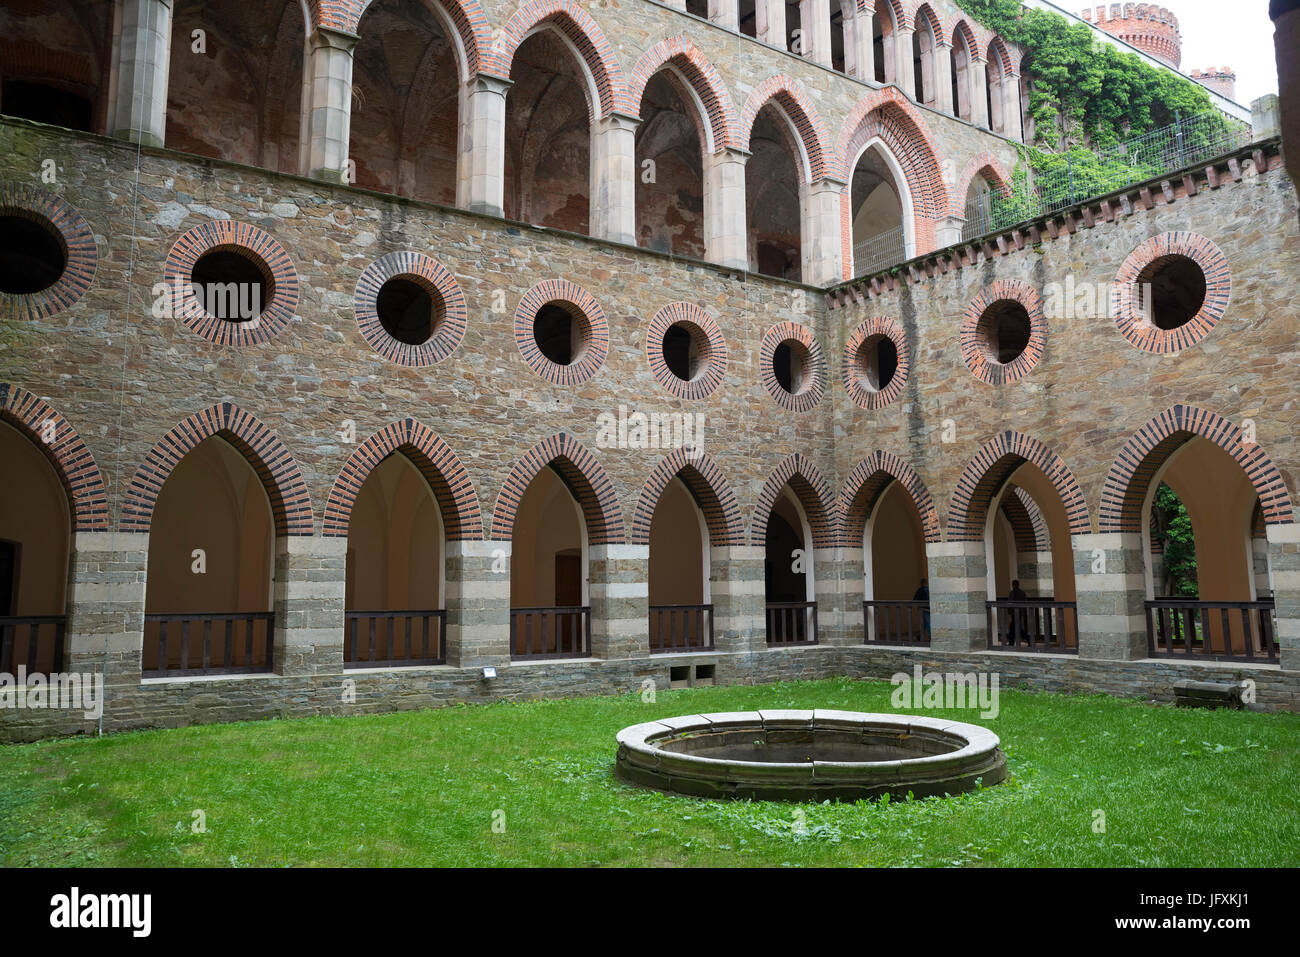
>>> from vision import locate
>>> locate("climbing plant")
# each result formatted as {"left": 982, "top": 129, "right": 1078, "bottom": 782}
{"left": 1152, "top": 483, "right": 1198, "bottom": 598}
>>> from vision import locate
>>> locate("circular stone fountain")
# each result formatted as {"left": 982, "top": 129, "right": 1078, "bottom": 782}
{"left": 615, "top": 710, "right": 1006, "bottom": 802}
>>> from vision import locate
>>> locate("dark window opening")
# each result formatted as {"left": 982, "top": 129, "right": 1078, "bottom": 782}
{"left": 190, "top": 250, "right": 270, "bottom": 322}
{"left": 377, "top": 277, "right": 436, "bottom": 345}
{"left": 1137, "top": 255, "right": 1207, "bottom": 330}
{"left": 980, "top": 301, "right": 1031, "bottom": 364}
{"left": 535, "top": 304, "right": 581, "bottom": 365}
{"left": 773, "top": 340, "right": 810, "bottom": 394}
{"left": 739, "top": 0, "right": 757, "bottom": 37}
{"left": 861, "top": 335, "right": 898, "bottom": 390}
{"left": 0, "top": 214, "right": 67, "bottom": 295}
{"left": 663, "top": 323, "right": 702, "bottom": 381}
{"left": 686, "top": 0, "right": 708, "bottom": 17}
{"left": 1, "top": 80, "right": 92, "bottom": 132}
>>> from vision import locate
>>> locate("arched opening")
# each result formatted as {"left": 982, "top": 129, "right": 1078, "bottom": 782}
{"left": 984, "top": 463, "right": 1078, "bottom": 652}
{"left": 1143, "top": 438, "right": 1276, "bottom": 660}
{"left": 344, "top": 453, "right": 446, "bottom": 667}
{"left": 862, "top": 480, "right": 930, "bottom": 644}
{"left": 950, "top": 29, "right": 973, "bottom": 121}
{"left": 785, "top": 0, "right": 803, "bottom": 55}
{"left": 648, "top": 477, "right": 713, "bottom": 652}
{"left": 872, "top": 5, "right": 895, "bottom": 84}
{"left": 509, "top": 466, "right": 590, "bottom": 658}
{"left": 830, "top": 1, "right": 849, "bottom": 74}
{"left": 961, "top": 172, "right": 995, "bottom": 239}
{"left": 849, "top": 142, "right": 907, "bottom": 275}
{"left": 166, "top": 0, "right": 304, "bottom": 172}
{"left": 350, "top": 0, "right": 460, "bottom": 204}
{"left": 143, "top": 436, "right": 274, "bottom": 676}
{"left": 504, "top": 27, "right": 592, "bottom": 234}
{"left": 0, "top": 0, "right": 111, "bottom": 134}
{"left": 911, "top": 24, "right": 930, "bottom": 105}
{"left": 635, "top": 71, "right": 705, "bottom": 258}
{"left": 0, "top": 212, "right": 68, "bottom": 295}
{"left": 764, "top": 486, "right": 816, "bottom": 644}
{"left": 985, "top": 57, "right": 1005, "bottom": 134}
{"left": 746, "top": 103, "right": 803, "bottom": 280}
{"left": 0, "top": 420, "right": 71, "bottom": 677}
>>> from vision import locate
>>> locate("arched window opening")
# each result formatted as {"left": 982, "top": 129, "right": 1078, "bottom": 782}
{"left": 0, "top": 0, "right": 111, "bottom": 134}
{"left": 764, "top": 487, "right": 816, "bottom": 644}
{"left": 510, "top": 466, "right": 590, "bottom": 658}
{"left": 746, "top": 104, "right": 803, "bottom": 280}
{"left": 648, "top": 477, "right": 713, "bottom": 652}
{"left": 849, "top": 143, "right": 906, "bottom": 275}
{"left": 961, "top": 173, "right": 994, "bottom": 240}
{"left": 862, "top": 480, "right": 930, "bottom": 645}
{"left": 635, "top": 72, "right": 705, "bottom": 258}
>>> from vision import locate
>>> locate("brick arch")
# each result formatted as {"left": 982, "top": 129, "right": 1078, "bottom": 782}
{"left": 947, "top": 431, "right": 1091, "bottom": 542}
{"left": 122, "top": 403, "right": 314, "bottom": 536}
{"left": 319, "top": 0, "right": 489, "bottom": 77}
{"left": 629, "top": 37, "right": 739, "bottom": 153}
{"left": 986, "top": 35, "right": 1013, "bottom": 75}
{"left": 949, "top": 151, "right": 1013, "bottom": 217}
{"left": 839, "top": 451, "right": 941, "bottom": 547}
{"left": 630, "top": 450, "right": 744, "bottom": 547}
{"left": 739, "top": 76, "right": 834, "bottom": 183}
{"left": 749, "top": 453, "right": 837, "bottom": 548}
{"left": 1000, "top": 487, "right": 1050, "bottom": 553}
{"left": 490, "top": 433, "right": 626, "bottom": 544}
{"left": 947, "top": 16, "right": 981, "bottom": 59}
{"left": 912, "top": 2, "right": 944, "bottom": 42}
{"left": 323, "top": 418, "right": 483, "bottom": 540}
{"left": 486, "top": 0, "right": 630, "bottom": 121}
{"left": 0, "top": 383, "right": 108, "bottom": 532}
{"left": 875, "top": 0, "right": 909, "bottom": 28}
{"left": 837, "top": 88, "right": 949, "bottom": 277}
{"left": 1099, "top": 406, "right": 1296, "bottom": 533}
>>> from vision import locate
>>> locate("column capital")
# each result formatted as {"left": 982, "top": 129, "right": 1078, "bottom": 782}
{"left": 707, "top": 145, "right": 752, "bottom": 164}
{"left": 469, "top": 72, "right": 514, "bottom": 96}
{"left": 311, "top": 24, "right": 361, "bottom": 52}
{"left": 597, "top": 111, "right": 642, "bottom": 133}
{"left": 811, "top": 174, "right": 849, "bottom": 193}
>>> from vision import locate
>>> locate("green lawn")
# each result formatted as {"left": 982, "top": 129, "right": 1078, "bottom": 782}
{"left": 1, "top": 677, "right": 1297, "bottom": 867}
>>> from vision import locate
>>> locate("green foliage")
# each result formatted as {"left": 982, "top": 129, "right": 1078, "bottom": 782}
{"left": 1153, "top": 483, "right": 1198, "bottom": 598}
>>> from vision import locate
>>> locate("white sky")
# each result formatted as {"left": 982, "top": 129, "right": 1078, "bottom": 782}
{"left": 1155, "top": 0, "right": 1278, "bottom": 103}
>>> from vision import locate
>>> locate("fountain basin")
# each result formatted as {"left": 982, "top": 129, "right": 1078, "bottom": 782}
{"left": 615, "top": 710, "right": 1006, "bottom": 802}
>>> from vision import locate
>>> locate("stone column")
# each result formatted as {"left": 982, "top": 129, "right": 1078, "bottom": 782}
{"left": 1072, "top": 532, "right": 1148, "bottom": 660}
{"left": 458, "top": 75, "right": 512, "bottom": 217}
{"left": 926, "top": 541, "right": 986, "bottom": 652}
{"left": 816, "top": 547, "right": 863, "bottom": 646}
{"left": 801, "top": 0, "right": 833, "bottom": 66}
{"left": 589, "top": 545, "right": 648, "bottom": 660}
{"left": 64, "top": 531, "right": 148, "bottom": 680}
{"left": 590, "top": 112, "right": 640, "bottom": 246}
{"left": 803, "top": 176, "right": 846, "bottom": 286}
{"left": 758, "top": 0, "right": 787, "bottom": 50}
{"left": 704, "top": 147, "right": 750, "bottom": 270}
{"left": 970, "top": 55, "right": 989, "bottom": 129}
{"left": 1266, "top": 523, "right": 1300, "bottom": 672}
{"left": 934, "top": 41, "right": 954, "bottom": 115}
{"left": 1003, "top": 71, "right": 1024, "bottom": 142}
{"left": 444, "top": 539, "right": 511, "bottom": 668}
{"left": 855, "top": 7, "right": 876, "bottom": 81}
{"left": 709, "top": 546, "right": 765, "bottom": 655}
{"left": 894, "top": 26, "right": 916, "bottom": 99}
{"left": 109, "top": 0, "right": 173, "bottom": 147}
{"left": 934, "top": 213, "right": 966, "bottom": 247}
{"left": 273, "top": 536, "right": 346, "bottom": 676}
{"left": 710, "top": 0, "right": 740, "bottom": 30}
{"left": 303, "top": 26, "right": 360, "bottom": 184}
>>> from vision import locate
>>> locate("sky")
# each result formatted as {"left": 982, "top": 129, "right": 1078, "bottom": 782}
{"left": 1172, "top": 0, "right": 1280, "bottom": 103}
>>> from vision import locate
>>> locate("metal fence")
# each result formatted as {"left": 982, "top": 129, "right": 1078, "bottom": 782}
{"left": 851, "top": 226, "right": 906, "bottom": 276}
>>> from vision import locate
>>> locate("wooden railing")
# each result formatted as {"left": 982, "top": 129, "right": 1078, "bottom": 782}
{"left": 345, "top": 610, "right": 446, "bottom": 668}
{"left": 863, "top": 600, "right": 930, "bottom": 646}
{"left": 143, "top": 612, "right": 274, "bottom": 677}
{"left": 648, "top": 604, "right": 714, "bottom": 653}
{"left": 1146, "top": 599, "right": 1278, "bottom": 663}
{"left": 986, "top": 600, "right": 1078, "bottom": 654}
{"left": 510, "top": 606, "right": 591, "bottom": 660}
{"left": 0, "top": 615, "right": 66, "bottom": 677}
{"left": 766, "top": 601, "right": 818, "bottom": 646}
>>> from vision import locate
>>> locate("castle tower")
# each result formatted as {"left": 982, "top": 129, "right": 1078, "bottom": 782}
{"left": 1080, "top": 4, "right": 1182, "bottom": 68}
{"left": 1190, "top": 67, "right": 1238, "bottom": 101}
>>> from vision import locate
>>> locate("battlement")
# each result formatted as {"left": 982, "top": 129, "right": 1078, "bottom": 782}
{"left": 1080, "top": 4, "right": 1182, "bottom": 67}
{"left": 1191, "top": 67, "right": 1238, "bottom": 101}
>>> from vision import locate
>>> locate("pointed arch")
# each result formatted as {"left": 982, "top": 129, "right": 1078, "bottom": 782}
{"left": 839, "top": 450, "right": 941, "bottom": 546}
{"left": 0, "top": 384, "right": 108, "bottom": 532}
{"left": 319, "top": 0, "right": 489, "bottom": 78}
{"left": 986, "top": 35, "right": 1012, "bottom": 76}
{"left": 631, "top": 450, "right": 744, "bottom": 547}
{"left": 949, "top": 150, "right": 1013, "bottom": 217}
{"left": 122, "top": 404, "right": 314, "bottom": 536}
{"left": 486, "top": 0, "right": 630, "bottom": 120}
{"left": 491, "top": 433, "right": 625, "bottom": 544}
{"left": 913, "top": 2, "right": 944, "bottom": 44}
{"left": 750, "top": 453, "right": 837, "bottom": 547}
{"left": 947, "top": 431, "right": 1091, "bottom": 542}
{"left": 1001, "top": 487, "right": 1050, "bottom": 553}
{"left": 739, "top": 75, "right": 834, "bottom": 183}
{"left": 946, "top": 16, "right": 980, "bottom": 60}
{"left": 1099, "top": 406, "right": 1296, "bottom": 533}
{"left": 629, "top": 36, "right": 739, "bottom": 153}
{"left": 323, "top": 418, "right": 483, "bottom": 540}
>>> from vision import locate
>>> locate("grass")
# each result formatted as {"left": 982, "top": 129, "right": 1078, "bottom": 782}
{"left": 1, "top": 677, "right": 1298, "bottom": 867}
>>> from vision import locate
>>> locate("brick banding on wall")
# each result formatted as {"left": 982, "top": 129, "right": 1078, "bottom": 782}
{"left": 629, "top": 37, "right": 739, "bottom": 152}
{"left": 0, "top": 383, "right": 108, "bottom": 531}
{"left": 163, "top": 221, "right": 300, "bottom": 347}
{"left": 1099, "top": 405, "right": 1296, "bottom": 532}
{"left": 353, "top": 251, "right": 467, "bottom": 366}
{"left": 947, "top": 430, "right": 1091, "bottom": 542}
{"left": 323, "top": 418, "right": 483, "bottom": 540}
{"left": 644, "top": 301, "right": 728, "bottom": 400}
{"left": 1111, "top": 232, "right": 1230, "bottom": 354}
{"left": 740, "top": 76, "right": 833, "bottom": 183}
{"left": 122, "top": 403, "right": 314, "bottom": 536}
{"left": 749, "top": 452, "right": 837, "bottom": 548}
{"left": 629, "top": 449, "right": 744, "bottom": 547}
{"left": 960, "top": 279, "right": 1045, "bottom": 386}
{"left": 490, "top": 433, "right": 625, "bottom": 544}
{"left": 514, "top": 279, "right": 609, "bottom": 386}
{"left": 949, "top": 151, "right": 1014, "bottom": 218}
{"left": 0, "top": 182, "right": 96, "bottom": 322}
{"left": 842, "top": 316, "right": 909, "bottom": 410}
{"left": 759, "top": 321, "right": 826, "bottom": 413}
{"left": 838, "top": 450, "right": 942, "bottom": 546}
